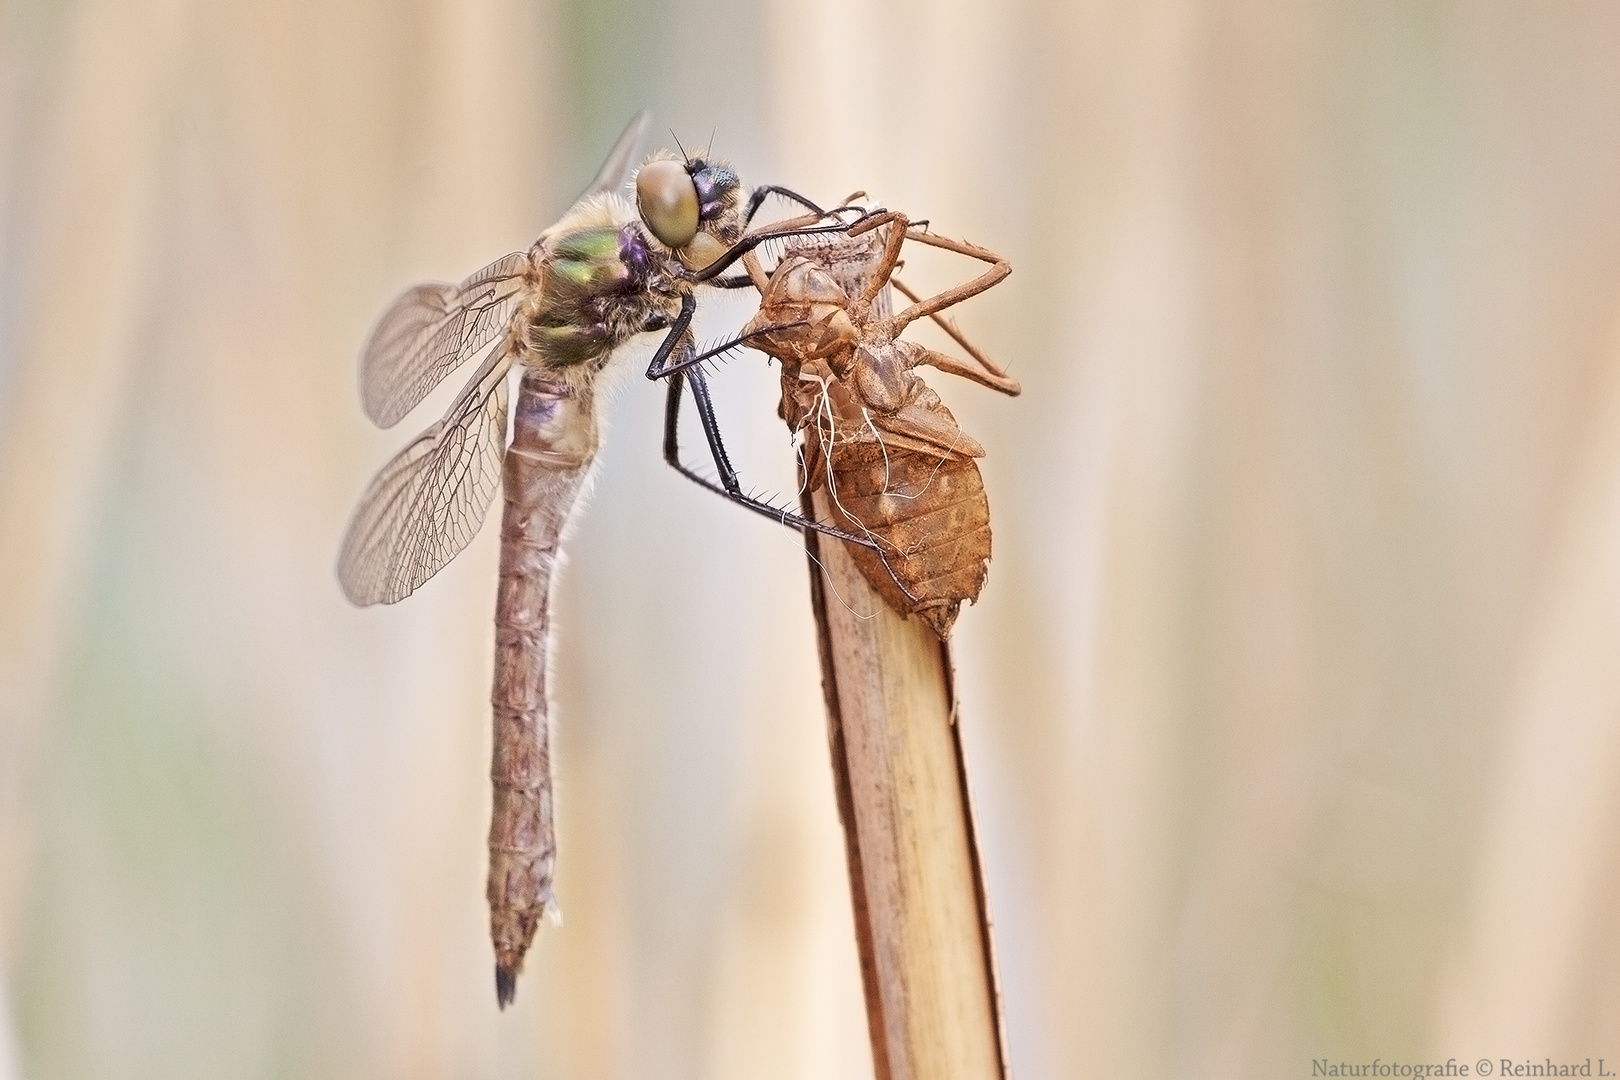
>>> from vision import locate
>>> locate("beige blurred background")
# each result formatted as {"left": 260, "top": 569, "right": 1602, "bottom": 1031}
{"left": 5, "top": 0, "right": 1620, "bottom": 1077}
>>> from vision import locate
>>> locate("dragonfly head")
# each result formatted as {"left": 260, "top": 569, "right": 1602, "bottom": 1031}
{"left": 635, "top": 152, "right": 743, "bottom": 271}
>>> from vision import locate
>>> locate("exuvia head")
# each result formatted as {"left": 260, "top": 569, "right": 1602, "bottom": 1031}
{"left": 635, "top": 152, "right": 743, "bottom": 270}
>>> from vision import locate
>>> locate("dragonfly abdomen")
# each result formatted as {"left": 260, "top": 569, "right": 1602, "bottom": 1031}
{"left": 487, "top": 371, "right": 599, "bottom": 1007}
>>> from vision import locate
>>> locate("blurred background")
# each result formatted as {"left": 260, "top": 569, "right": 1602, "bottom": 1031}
{"left": 5, "top": 0, "right": 1620, "bottom": 1077}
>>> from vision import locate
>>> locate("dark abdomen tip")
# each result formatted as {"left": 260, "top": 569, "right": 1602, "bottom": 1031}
{"left": 496, "top": 965, "right": 518, "bottom": 1009}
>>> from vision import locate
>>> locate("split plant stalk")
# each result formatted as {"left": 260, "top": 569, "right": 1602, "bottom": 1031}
{"left": 802, "top": 488, "right": 1007, "bottom": 1080}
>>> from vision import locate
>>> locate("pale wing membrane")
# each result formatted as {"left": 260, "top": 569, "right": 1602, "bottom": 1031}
{"left": 338, "top": 350, "right": 513, "bottom": 605}
{"left": 360, "top": 251, "right": 528, "bottom": 428}
{"left": 583, "top": 110, "right": 649, "bottom": 198}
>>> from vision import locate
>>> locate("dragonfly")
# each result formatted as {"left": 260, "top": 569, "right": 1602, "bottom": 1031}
{"left": 337, "top": 113, "right": 873, "bottom": 1007}
{"left": 654, "top": 204, "right": 1018, "bottom": 637}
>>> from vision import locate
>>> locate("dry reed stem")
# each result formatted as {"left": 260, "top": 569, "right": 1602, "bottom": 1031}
{"left": 803, "top": 489, "right": 1008, "bottom": 1080}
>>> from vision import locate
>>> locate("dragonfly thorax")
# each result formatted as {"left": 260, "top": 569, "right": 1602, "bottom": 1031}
{"left": 521, "top": 212, "right": 682, "bottom": 371}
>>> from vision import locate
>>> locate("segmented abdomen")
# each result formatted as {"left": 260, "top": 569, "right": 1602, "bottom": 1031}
{"left": 488, "top": 369, "right": 597, "bottom": 1007}
{"left": 822, "top": 438, "right": 992, "bottom": 639}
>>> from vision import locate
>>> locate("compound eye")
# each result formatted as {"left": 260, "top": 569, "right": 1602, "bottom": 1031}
{"left": 636, "top": 160, "right": 699, "bottom": 249}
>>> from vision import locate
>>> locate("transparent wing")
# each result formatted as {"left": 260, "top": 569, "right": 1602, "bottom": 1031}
{"left": 338, "top": 348, "right": 513, "bottom": 605}
{"left": 360, "top": 251, "right": 528, "bottom": 428}
{"left": 583, "top": 110, "right": 650, "bottom": 199}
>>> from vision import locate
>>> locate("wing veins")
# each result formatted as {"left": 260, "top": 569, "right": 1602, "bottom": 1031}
{"left": 360, "top": 251, "right": 529, "bottom": 428}
{"left": 338, "top": 348, "right": 514, "bottom": 605}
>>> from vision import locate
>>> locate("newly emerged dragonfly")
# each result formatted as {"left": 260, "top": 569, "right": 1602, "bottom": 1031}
{"left": 337, "top": 113, "right": 871, "bottom": 1007}
{"left": 656, "top": 204, "right": 1018, "bottom": 637}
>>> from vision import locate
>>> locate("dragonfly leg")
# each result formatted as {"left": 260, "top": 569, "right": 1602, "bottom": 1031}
{"left": 661, "top": 367, "right": 879, "bottom": 550}
{"left": 883, "top": 230, "right": 1012, "bottom": 337}
{"left": 645, "top": 320, "right": 807, "bottom": 382}
{"left": 743, "top": 185, "right": 825, "bottom": 225}
{"left": 846, "top": 210, "right": 911, "bottom": 305}
{"left": 902, "top": 340, "right": 1021, "bottom": 397}
{"left": 682, "top": 207, "right": 877, "bottom": 283}
{"left": 644, "top": 293, "right": 698, "bottom": 380}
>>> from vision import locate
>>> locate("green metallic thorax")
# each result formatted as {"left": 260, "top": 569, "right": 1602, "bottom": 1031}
{"left": 523, "top": 222, "right": 675, "bottom": 371}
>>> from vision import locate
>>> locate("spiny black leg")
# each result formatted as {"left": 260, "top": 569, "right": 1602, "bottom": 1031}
{"left": 682, "top": 208, "right": 877, "bottom": 284}
{"left": 710, "top": 206, "right": 877, "bottom": 290}
{"left": 663, "top": 369, "right": 690, "bottom": 463}
{"left": 686, "top": 364, "right": 741, "bottom": 488}
{"left": 646, "top": 321, "right": 807, "bottom": 382}
{"left": 644, "top": 293, "right": 697, "bottom": 380}
{"left": 663, "top": 364, "right": 879, "bottom": 550}
{"left": 744, "top": 185, "right": 825, "bottom": 225}
{"left": 663, "top": 366, "right": 758, "bottom": 503}
{"left": 716, "top": 202, "right": 874, "bottom": 288}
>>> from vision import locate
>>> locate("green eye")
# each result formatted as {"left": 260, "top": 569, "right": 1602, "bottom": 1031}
{"left": 636, "top": 159, "right": 700, "bottom": 249}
